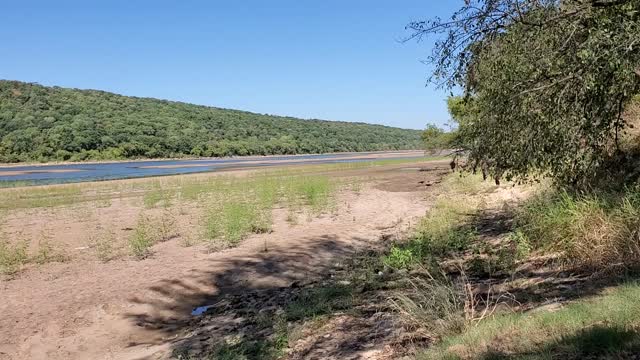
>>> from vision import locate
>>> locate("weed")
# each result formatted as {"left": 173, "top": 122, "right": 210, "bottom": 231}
{"left": 34, "top": 234, "right": 67, "bottom": 265}
{"left": 0, "top": 238, "right": 28, "bottom": 275}
{"left": 179, "top": 233, "right": 198, "bottom": 248}
{"left": 91, "top": 230, "right": 117, "bottom": 262}
{"left": 515, "top": 186, "right": 640, "bottom": 269}
{"left": 384, "top": 194, "right": 480, "bottom": 270}
{"left": 510, "top": 229, "right": 531, "bottom": 260}
{"left": 285, "top": 210, "right": 298, "bottom": 225}
{"left": 384, "top": 244, "right": 428, "bottom": 269}
{"left": 349, "top": 179, "right": 363, "bottom": 194}
{"left": 390, "top": 275, "right": 466, "bottom": 336}
{"left": 156, "top": 208, "right": 177, "bottom": 242}
{"left": 129, "top": 215, "right": 154, "bottom": 259}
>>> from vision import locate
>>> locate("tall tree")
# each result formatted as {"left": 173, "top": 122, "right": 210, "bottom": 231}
{"left": 408, "top": 0, "right": 640, "bottom": 186}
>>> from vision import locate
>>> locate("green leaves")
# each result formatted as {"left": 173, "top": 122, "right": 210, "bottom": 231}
{"left": 413, "top": 0, "right": 640, "bottom": 187}
{"left": 0, "top": 81, "right": 423, "bottom": 163}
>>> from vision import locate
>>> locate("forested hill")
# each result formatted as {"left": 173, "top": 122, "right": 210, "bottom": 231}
{"left": 0, "top": 80, "right": 422, "bottom": 163}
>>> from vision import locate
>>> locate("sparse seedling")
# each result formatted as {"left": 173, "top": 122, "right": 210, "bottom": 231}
{"left": 0, "top": 238, "right": 28, "bottom": 275}
{"left": 129, "top": 215, "right": 154, "bottom": 259}
{"left": 34, "top": 235, "right": 67, "bottom": 265}
{"left": 156, "top": 208, "right": 177, "bottom": 242}
{"left": 91, "top": 230, "right": 118, "bottom": 262}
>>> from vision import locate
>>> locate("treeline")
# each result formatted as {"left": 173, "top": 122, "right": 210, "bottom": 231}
{"left": 0, "top": 80, "right": 422, "bottom": 163}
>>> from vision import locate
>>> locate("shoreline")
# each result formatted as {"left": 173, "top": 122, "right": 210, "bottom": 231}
{"left": 0, "top": 149, "right": 426, "bottom": 168}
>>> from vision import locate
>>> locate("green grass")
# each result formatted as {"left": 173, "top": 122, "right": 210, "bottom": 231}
{"left": 200, "top": 173, "right": 338, "bottom": 249}
{"left": 0, "top": 238, "right": 28, "bottom": 275}
{"left": 0, "top": 156, "right": 440, "bottom": 211}
{"left": 0, "top": 185, "right": 83, "bottom": 209}
{"left": 143, "top": 186, "right": 174, "bottom": 208}
{"left": 383, "top": 175, "right": 485, "bottom": 270}
{"left": 420, "top": 282, "right": 640, "bottom": 360}
{"left": 0, "top": 180, "right": 38, "bottom": 188}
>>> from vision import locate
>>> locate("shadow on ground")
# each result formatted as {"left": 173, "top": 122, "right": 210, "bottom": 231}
{"left": 124, "top": 191, "right": 639, "bottom": 360}
{"left": 457, "top": 207, "right": 640, "bottom": 313}
{"left": 124, "top": 234, "right": 411, "bottom": 359}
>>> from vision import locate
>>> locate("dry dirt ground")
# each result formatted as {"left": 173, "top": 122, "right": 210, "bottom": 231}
{"left": 0, "top": 161, "right": 450, "bottom": 360}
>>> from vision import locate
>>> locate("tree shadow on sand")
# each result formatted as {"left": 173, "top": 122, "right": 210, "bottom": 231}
{"left": 123, "top": 233, "right": 414, "bottom": 359}
{"left": 123, "top": 205, "right": 640, "bottom": 360}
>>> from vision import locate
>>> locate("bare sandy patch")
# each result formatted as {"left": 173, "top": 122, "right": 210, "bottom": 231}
{"left": 0, "top": 163, "right": 449, "bottom": 360}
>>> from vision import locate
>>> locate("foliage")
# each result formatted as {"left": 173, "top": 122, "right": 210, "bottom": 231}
{"left": 384, "top": 174, "right": 487, "bottom": 269}
{"left": 515, "top": 185, "right": 640, "bottom": 269}
{"left": 422, "top": 124, "right": 452, "bottom": 153}
{"left": 409, "top": 0, "right": 640, "bottom": 187}
{"left": 0, "top": 80, "right": 422, "bottom": 163}
{"left": 390, "top": 276, "right": 466, "bottom": 337}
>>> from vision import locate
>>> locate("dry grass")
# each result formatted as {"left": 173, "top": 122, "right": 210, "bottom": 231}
{"left": 516, "top": 186, "right": 640, "bottom": 270}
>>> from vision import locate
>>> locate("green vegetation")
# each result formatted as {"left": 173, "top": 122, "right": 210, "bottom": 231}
{"left": 200, "top": 173, "right": 337, "bottom": 250}
{"left": 129, "top": 215, "right": 154, "bottom": 259}
{"left": 422, "top": 282, "right": 640, "bottom": 359}
{"left": 410, "top": 0, "right": 640, "bottom": 187}
{"left": 378, "top": 177, "right": 640, "bottom": 359}
{"left": 0, "top": 80, "right": 421, "bottom": 163}
{"left": 384, "top": 174, "right": 489, "bottom": 269}
{"left": 0, "top": 238, "right": 28, "bottom": 275}
{"left": 515, "top": 185, "right": 640, "bottom": 270}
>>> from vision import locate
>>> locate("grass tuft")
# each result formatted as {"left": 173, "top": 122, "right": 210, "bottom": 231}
{"left": 129, "top": 215, "right": 154, "bottom": 259}
{"left": 515, "top": 186, "right": 640, "bottom": 269}
{"left": 0, "top": 238, "right": 28, "bottom": 275}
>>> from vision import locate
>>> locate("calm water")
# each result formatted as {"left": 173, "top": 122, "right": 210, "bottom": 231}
{"left": 0, "top": 151, "right": 424, "bottom": 186}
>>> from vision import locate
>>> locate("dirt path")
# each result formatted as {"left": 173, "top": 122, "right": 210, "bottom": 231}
{"left": 0, "top": 167, "right": 446, "bottom": 360}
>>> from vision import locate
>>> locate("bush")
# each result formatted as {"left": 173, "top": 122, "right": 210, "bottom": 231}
{"left": 515, "top": 186, "right": 640, "bottom": 270}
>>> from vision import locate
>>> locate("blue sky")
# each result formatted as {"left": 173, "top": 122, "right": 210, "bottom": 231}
{"left": 0, "top": 1, "right": 461, "bottom": 130}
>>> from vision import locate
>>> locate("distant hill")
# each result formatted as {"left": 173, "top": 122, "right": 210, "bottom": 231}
{"left": 0, "top": 80, "right": 422, "bottom": 163}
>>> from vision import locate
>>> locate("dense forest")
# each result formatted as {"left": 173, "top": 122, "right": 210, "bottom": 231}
{"left": 0, "top": 80, "right": 422, "bottom": 163}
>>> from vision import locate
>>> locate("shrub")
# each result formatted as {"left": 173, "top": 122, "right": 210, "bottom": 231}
{"left": 129, "top": 216, "right": 154, "bottom": 259}
{"left": 515, "top": 186, "right": 640, "bottom": 269}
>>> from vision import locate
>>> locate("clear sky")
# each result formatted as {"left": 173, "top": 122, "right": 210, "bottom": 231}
{"left": 0, "top": 1, "right": 461, "bottom": 130}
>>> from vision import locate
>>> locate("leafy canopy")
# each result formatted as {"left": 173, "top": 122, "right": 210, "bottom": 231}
{"left": 408, "top": 0, "right": 640, "bottom": 186}
{"left": 0, "top": 81, "right": 422, "bottom": 163}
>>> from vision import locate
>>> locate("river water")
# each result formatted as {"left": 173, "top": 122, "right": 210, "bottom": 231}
{"left": 0, "top": 151, "right": 425, "bottom": 186}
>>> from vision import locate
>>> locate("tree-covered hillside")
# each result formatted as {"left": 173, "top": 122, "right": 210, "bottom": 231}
{"left": 0, "top": 80, "right": 422, "bottom": 163}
